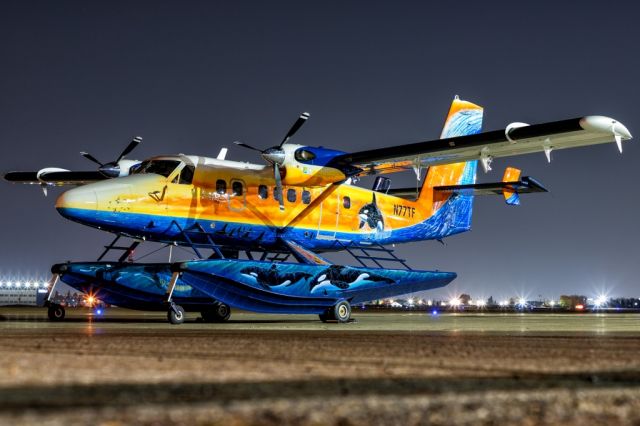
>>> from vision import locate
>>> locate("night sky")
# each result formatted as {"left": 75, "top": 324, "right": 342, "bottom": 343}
{"left": 1, "top": 1, "right": 638, "bottom": 300}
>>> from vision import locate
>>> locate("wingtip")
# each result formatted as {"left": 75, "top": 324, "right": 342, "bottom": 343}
{"left": 580, "top": 116, "right": 632, "bottom": 140}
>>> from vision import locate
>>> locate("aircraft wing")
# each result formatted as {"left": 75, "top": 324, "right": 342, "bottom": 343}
{"left": 335, "top": 116, "right": 632, "bottom": 175}
{"left": 4, "top": 170, "right": 108, "bottom": 185}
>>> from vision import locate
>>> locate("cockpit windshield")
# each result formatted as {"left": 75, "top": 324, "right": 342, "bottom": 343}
{"left": 131, "top": 160, "right": 181, "bottom": 178}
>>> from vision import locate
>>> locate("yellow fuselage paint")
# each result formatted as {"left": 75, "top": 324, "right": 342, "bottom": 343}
{"left": 56, "top": 160, "right": 467, "bottom": 236}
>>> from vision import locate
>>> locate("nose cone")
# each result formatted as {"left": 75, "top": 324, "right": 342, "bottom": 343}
{"left": 56, "top": 186, "right": 98, "bottom": 221}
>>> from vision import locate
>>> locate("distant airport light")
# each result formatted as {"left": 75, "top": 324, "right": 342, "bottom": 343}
{"left": 575, "top": 304, "right": 585, "bottom": 310}
{"left": 427, "top": 300, "right": 433, "bottom": 306}
{"left": 407, "top": 298, "right": 415, "bottom": 306}
{"left": 549, "top": 300, "right": 556, "bottom": 307}
{"left": 431, "top": 310, "right": 438, "bottom": 316}
{"left": 517, "top": 298, "right": 527, "bottom": 307}
{"left": 86, "top": 295, "right": 96, "bottom": 307}
{"left": 476, "top": 299, "right": 486, "bottom": 307}
{"left": 449, "top": 298, "right": 461, "bottom": 307}
{"left": 595, "top": 295, "right": 608, "bottom": 307}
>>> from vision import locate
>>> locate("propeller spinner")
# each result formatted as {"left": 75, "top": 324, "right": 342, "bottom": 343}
{"left": 81, "top": 136, "right": 142, "bottom": 178}
{"left": 234, "top": 112, "right": 310, "bottom": 211}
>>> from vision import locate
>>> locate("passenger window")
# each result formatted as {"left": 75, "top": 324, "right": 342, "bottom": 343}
{"left": 216, "top": 179, "right": 226, "bottom": 194}
{"left": 302, "top": 190, "right": 311, "bottom": 204}
{"left": 287, "top": 188, "right": 297, "bottom": 203}
{"left": 343, "top": 196, "right": 351, "bottom": 209}
{"left": 258, "top": 185, "right": 268, "bottom": 199}
{"left": 179, "top": 166, "right": 195, "bottom": 184}
{"left": 232, "top": 181, "right": 244, "bottom": 196}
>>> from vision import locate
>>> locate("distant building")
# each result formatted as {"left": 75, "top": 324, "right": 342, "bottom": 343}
{"left": 0, "top": 281, "right": 48, "bottom": 307}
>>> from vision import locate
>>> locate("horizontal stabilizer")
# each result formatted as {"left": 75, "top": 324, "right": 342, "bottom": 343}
{"left": 434, "top": 176, "right": 548, "bottom": 197}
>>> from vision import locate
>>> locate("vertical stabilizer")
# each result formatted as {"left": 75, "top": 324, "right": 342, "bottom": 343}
{"left": 418, "top": 96, "right": 483, "bottom": 238}
{"left": 439, "top": 95, "right": 484, "bottom": 139}
{"left": 502, "top": 167, "right": 522, "bottom": 205}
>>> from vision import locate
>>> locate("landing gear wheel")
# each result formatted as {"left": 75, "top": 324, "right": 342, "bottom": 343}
{"left": 201, "top": 303, "right": 231, "bottom": 323}
{"left": 167, "top": 304, "right": 185, "bottom": 325}
{"left": 333, "top": 300, "right": 351, "bottom": 323}
{"left": 47, "top": 304, "right": 65, "bottom": 321}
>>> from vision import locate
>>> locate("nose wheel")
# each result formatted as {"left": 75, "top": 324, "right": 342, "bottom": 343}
{"left": 167, "top": 303, "right": 185, "bottom": 325}
{"left": 47, "top": 304, "right": 66, "bottom": 321}
{"left": 319, "top": 300, "right": 351, "bottom": 323}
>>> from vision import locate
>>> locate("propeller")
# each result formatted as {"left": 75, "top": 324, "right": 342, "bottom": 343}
{"left": 234, "top": 112, "right": 310, "bottom": 211}
{"left": 81, "top": 136, "right": 142, "bottom": 178}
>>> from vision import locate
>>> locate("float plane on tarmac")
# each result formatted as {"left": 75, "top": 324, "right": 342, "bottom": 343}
{"left": 4, "top": 97, "right": 632, "bottom": 323}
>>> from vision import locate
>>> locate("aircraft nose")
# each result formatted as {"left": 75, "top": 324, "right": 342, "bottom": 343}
{"left": 56, "top": 186, "right": 98, "bottom": 219}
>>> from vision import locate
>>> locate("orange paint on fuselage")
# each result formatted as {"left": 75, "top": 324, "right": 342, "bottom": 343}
{"left": 57, "top": 157, "right": 468, "bottom": 237}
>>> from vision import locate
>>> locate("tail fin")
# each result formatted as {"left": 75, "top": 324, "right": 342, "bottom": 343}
{"left": 417, "top": 96, "right": 483, "bottom": 237}
{"left": 439, "top": 95, "right": 484, "bottom": 139}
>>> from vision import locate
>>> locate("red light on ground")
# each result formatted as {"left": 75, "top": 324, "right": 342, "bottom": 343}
{"left": 575, "top": 304, "right": 584, "bottom": 310}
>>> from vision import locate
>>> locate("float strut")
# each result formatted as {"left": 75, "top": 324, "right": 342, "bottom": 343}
{"left": 46, "top": 274, "right": 60, "bottom": 303}
{"left": 165, "top": 272, "right": 181, "bottom": 312}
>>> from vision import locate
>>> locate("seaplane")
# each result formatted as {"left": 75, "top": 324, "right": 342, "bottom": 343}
{"left": 4, "top": 97, "right": 632, "bottom": 323}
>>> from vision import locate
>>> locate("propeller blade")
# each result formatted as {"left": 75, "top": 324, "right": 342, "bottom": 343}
{"left": 80, "top": 152, "right": 104, "bottom": 166}
{"left": 233, "top": 141, "right": 264, "bottom": 152}
{"left": 274, "top": 163, "right": 284, "bottom": 211}
{"left": 279, "top": 112, "right": 310, "bottom": 147}
{"left": 116, "top": 136, "right": 142, "bottom": 163}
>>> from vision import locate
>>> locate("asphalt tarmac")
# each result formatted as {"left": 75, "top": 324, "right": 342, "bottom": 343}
{"left": 1, "top": 307, "right": 639, "bottom": 425}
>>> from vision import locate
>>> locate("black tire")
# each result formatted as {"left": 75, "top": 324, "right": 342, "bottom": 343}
{"left": 167, "top": 305, "right": 185, "bottom": 325}
{"left": 47, "top": 304, "right": 65, "bottom": 321}
{"left": 201, "top": 303, "right": 231, "bottom": 323}
{"left": 333, "top": 300, "right": 351, "bottom": 323}
{"left": 319, "top": 311, "right": 330, "bottom": 323}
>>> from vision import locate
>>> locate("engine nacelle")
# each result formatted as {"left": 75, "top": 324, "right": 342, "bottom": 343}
{"left": 37, "top": 168, "right": 70, "bottom": 182}
{"left": 280, "top": 145, "right": 351, "bottom": 186}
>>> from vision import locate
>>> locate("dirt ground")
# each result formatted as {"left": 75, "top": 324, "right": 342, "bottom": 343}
{"left": 0, "top": 309, "right": 639, "bottom": 425}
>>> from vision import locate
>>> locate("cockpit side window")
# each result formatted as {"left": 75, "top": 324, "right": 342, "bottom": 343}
{"left": 131, "top": 160, "right": 180, "bottom": 178}
{"left": 178, "top": 165, "right": 195, "bottom": 184}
